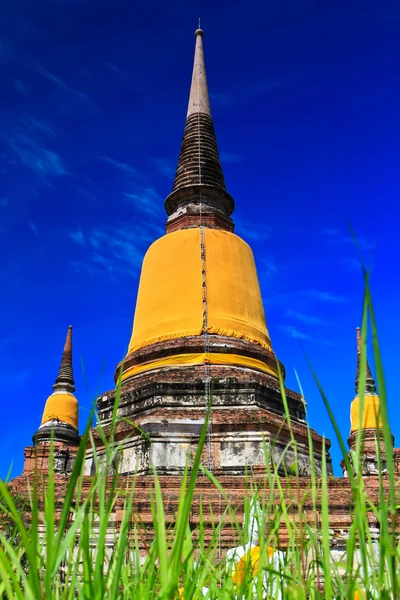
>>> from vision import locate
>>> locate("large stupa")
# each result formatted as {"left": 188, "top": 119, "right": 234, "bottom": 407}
{"left": 87, "top": 26, "right": 332, "bottom": 478}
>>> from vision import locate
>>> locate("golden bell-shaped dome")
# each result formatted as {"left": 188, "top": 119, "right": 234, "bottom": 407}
{"left": 350, "top": 394, "right": 382, "bottom": 432}
{"left": 121, "top": 228, "right": 278, "bottom": 381}
{"left": 41, "top": 391, "right": 79, "bottom": 429}
{"left": 129, "top": 228, "right": 272, "bottom": 352}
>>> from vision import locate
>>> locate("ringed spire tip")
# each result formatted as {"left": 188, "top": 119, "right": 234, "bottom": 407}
{"left": 195, "top": 17, "right": 204, "bottom": 37}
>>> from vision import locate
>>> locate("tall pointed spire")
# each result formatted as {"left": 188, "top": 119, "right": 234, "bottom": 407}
{"left": 165, "top": 27, "right": 234, "bottom": 226}
{"left": 186, "top": 28, "right": 211, "bottom": 118}
{"left": 355, "top": 327, "right": 376, "bottom": 395}
{"left": 54, "top": 325, "right": 75, "bottom": 394}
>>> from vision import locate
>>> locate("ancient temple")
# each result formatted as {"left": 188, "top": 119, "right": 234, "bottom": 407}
{"left": 11, "top": 27, "right": 399, "bottom": 552}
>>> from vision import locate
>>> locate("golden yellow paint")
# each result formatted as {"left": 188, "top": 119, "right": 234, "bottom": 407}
{"left": 41, "top": 392, "right": 78, "bottom": 429}
{"left": 231, "top": 545, "right": 276, "bottom": 585}
{"left": 127, "top": 228, "right": 272, "bottom": 355}
{"left": 205, "top": 229, "right": 272, "bottom": 349}
{"left": 121, "top": 351, "right": 279, "bottom": 382}
{"left": 350, "top": 394, "right": 382, "bottom": 431}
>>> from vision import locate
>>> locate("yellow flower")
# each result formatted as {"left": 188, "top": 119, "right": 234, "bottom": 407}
{"left": 231, "top": 545, "right": 276, "bottom": 585}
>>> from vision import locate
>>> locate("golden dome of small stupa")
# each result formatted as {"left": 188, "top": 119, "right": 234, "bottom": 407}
{"left": 41, "top": 392, "right": 78, "bottom": 429}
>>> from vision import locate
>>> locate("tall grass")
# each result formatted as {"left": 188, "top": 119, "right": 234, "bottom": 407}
{"left": 0, "top": 281, "right": 398, "bottom": 599}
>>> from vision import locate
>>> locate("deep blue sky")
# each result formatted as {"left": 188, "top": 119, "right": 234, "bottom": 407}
{"left": 1, "top": 0, "right": 399, "bottom": 479}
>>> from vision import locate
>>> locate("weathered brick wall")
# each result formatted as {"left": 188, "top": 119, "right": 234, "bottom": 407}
{"left": 9, "top": 472, "right": 392, "bottom": 554}
{"left": 22, "top": 443, "right": 79, "bottom": 475}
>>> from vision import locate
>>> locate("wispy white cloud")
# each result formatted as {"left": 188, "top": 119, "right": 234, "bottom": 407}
{"left": 46, "top": 0, "right": 87, "bottom": 3}
{"left": 211, "top": 76, "right": 299, "bottom": 109}
{"left": 258, "top": 258, "right": 277, "bottom": 278}
{"left": 123, "top": 188, "right": 162, "bottom": 217}
{"left": 280, "top": 325, "right": 314, "bottom": 341}
{"left": 285, "top": 308, "right": 325, "bottom": 326}
{"left": 0, "top": 39, "right": 9, "bottom": 59}
{"left": 220, "top": 152, "right": 241, "bottom": 164}
{"left": 104, "top": 61, "right": 124, "bottom": 76}
{"left": 279, "top": 325, "right": 332, "bottom": 345}
{"left": 321, "top": 227, "right": 341, "bottom": 237}
{"left": 2, "top": 369, "right": 32, "bottom": 389}
{"left": 321, "top": 227, "right": 375, "bottom": 253}
{"left": 21, "top": 115, "right": 56, "bottom": 137}
{"left": 89, "top": 228, "right": 144, "bottom": 266}
{"left": 253, "top": 76, "right": 300, "bottom": 97}
{"left": 308, "top": 290, "right": 348, "bottom": 303}
{"left": 210, "top": 92, "right": 237, "bottom": 106}
{"left": 13, "top": 79, "right": 28, "bottom": 95}
{"left": 91, "top": 252, "right": 117, "bottom": 273}
{"left": 101, "top": 156, "right": 140, "bottom": 177}
{"left": 2, "top": 129, "right": 67, "bottom": 178}
{"left": 69, "top": 230, "right": 85, "bottom": 245}
{"left": 101, "top": 158, "right": 164, "bottom": 218}
{"left": 268, "top": 288, "right": 348, "bottom": 307}
{"left": 29, "top": 222, "right": 39, "bottom": 236}
{"left": 343, "top": 257, "right": 365, "bottom": 272}
{"left": 0, "top": 340, "right": 32, "bottom": 388}
{"left": 151, "top": 157, "right": 175, "bottom": 178}
{"left": 13, "top": 145, "right": 67, "bottom": 177}
{"left": 37, "top": 67, "right": 89, "bottom": 100}
{"left": 70, "top": 260, "right": 100, "bottom": 276}
{"left": 0, "top": 335, "right": 21, "bottom": 356}
{"left": 235, "top": 217, "right": 273, "bottom": 243}
{"left": 69, "top": 223, "right": 160, "bottom": 277}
